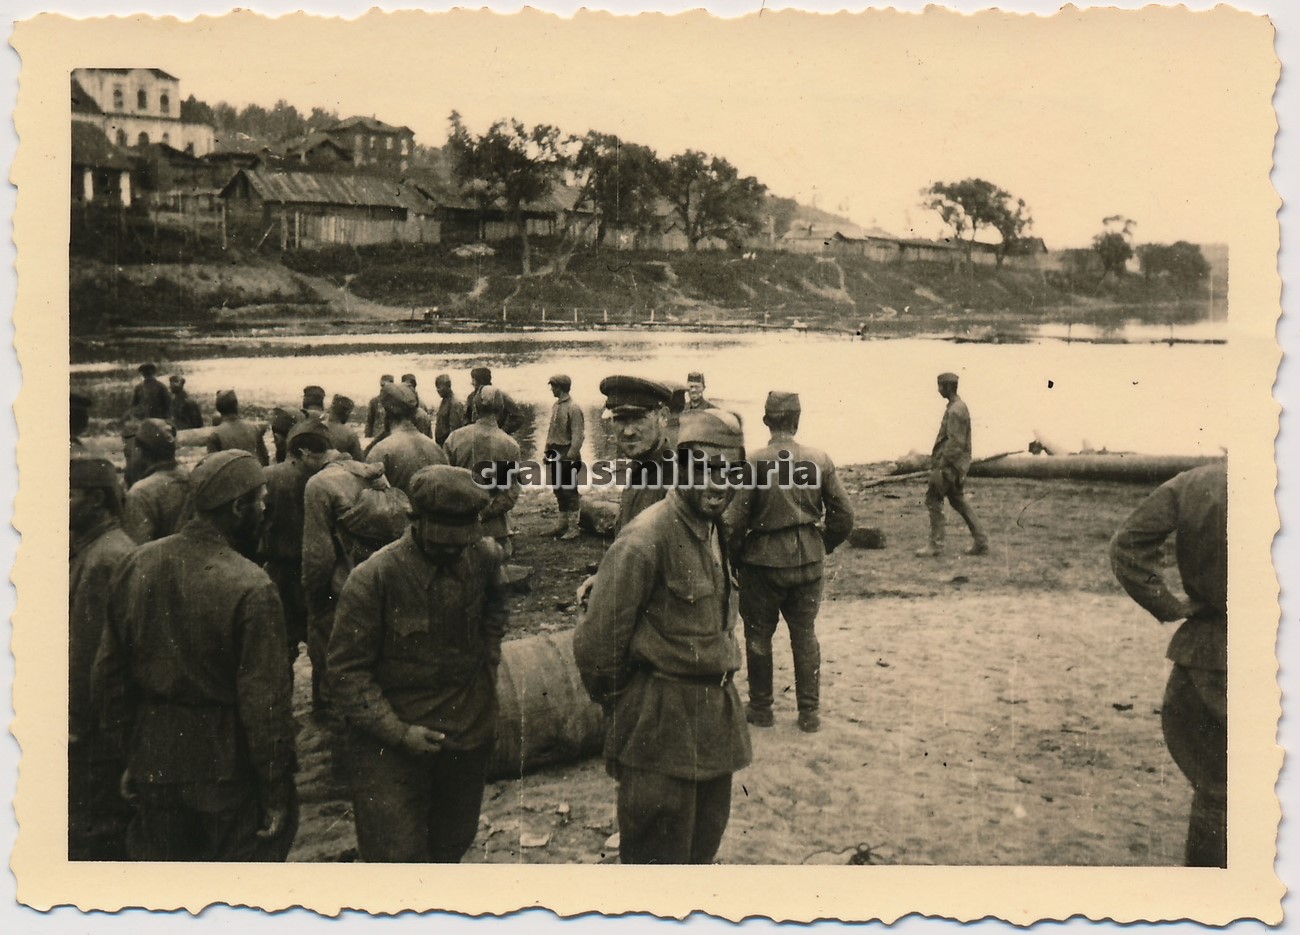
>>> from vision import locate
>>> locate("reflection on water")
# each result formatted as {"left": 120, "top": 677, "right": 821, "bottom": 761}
{"left": 72, "top": 329, "right": 1232, "bottom": 464}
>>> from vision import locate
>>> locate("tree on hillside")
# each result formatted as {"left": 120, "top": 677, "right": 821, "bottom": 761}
{"left": 765, "top": 195, "right": 799, "bottom": 242}
{"left": 446, "top": 111, "right": 570, "bottom": 275}
{"left": 1136, "top": 241, "right": 1210, "bottom": 294}
{"left": 180, "top": 95, "right": 216, "bottom": 126}
{"left": 1092, "top": 215, "right": 1137, "bottom": 281}
{"left": 571, "top": 132, "right": 665, "bottom": 248}
{"left": 920, "top": 178, "right": 1032, "bottom": 271}
{"left": 661, "top": 150, "right": 767, "bottom": 251}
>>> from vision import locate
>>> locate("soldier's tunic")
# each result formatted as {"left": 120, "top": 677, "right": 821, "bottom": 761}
{"left": 69, "top": 515, "right": 136, "bottom": 860}
{"left": 324, "top": 418, "right": 364, "bottom": 463}
{"left": 261, "top": 458, "right": 313, "bottom": 654}
{"left": 435, "top": 394, "right": 467, "bottom": 446}
{"left": 444, "top": 422, "right": 522, "bottom": 545}
{"left": 614, "top": 438, "right": 672, "bottom": 536}
{"left": 207, "top": 414, "right": 270, "bottom": 466}
{"left": 574, "top": 492, "right": 752, "bottom": 864}
{"left": 545, "top": 394, "right": 586, "bottom": 512}
{"left": 93, "top": 517, "right": 297, "bottom": 861}
{"left": 122, "top": 461, "right": 192, "bottom": 544}
{"left": 169, "top": 390, "right": 203, "bottom": 430}
{"left": 724, "top": 434, "right": 854, "bottom": 717}
{"left": 131, "top": 377, "right": 171, "bottom": 419}
{"left": 329, "top": 532, "right": 507, "bottom": 862}
{"left": 366, "top": 423, "right": 448, "bottom": 494}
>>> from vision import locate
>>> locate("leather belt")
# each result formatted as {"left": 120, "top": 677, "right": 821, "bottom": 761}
{"left": 651, "top": 670, "right": 734, "bottom": 688}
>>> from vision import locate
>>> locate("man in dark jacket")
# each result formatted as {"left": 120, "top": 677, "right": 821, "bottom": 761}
{"left": 434, "top": 373, "right": 466, "bottom": 446}
{"left": 93, "top": 450, "right": 297, "bottom": 861}
{"left": 168, "top": 375, "right": 204, "bottom": 430}
{"left": 367, "top": 382, "right": 447, "bottom": 494}
{"left": 464, "top": 366, "right": 526, "bottom": 437}
{"left": 208, "top": 390, "right": 270, "bottom": 466}
{"left": 574, "top": 409, "right": 752, "bottom": 864}
{"left": 69, "top": 457, "right": 135, "bottom": 860}
{"left": 130, "top": 363, "right": 170, "bottom": 420}
{"left": 365, "top": 374, "right": 395, "bottom": 439}
{"left": 123, "top": 418, "right": 192, "bottom": 544}
{"left": 329, "top": 465, "right": 507, "bottom": 862}
{"left": 324, "top": 394, "right": 365, "bottom": 462}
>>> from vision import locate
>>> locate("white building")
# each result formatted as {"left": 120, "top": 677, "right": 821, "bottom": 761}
{"left": 71, "top": 67, "right": 215, "bottom": 156}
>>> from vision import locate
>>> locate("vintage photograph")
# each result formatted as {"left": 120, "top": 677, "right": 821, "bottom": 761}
{"left": 9, "top": 2, "right": 1286, "bottom": 924}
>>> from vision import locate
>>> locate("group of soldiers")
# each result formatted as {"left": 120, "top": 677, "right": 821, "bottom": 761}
{"left": 67, "top": 357, "right": 1225, "bottom": 868}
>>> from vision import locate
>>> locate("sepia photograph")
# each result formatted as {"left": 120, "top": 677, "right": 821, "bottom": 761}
{"left": 6, "top": 0, "right": 1291, "bottom": 925}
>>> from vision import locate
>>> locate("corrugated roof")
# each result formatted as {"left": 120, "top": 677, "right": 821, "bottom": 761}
{"left": 71, "top": 121, "right": 139, "bottom": 171}
{"left": 327, "top": 115, "right": 412, "bottom": 136}
{"left": 227, "top": 169, "right": 437, "bottom": 213}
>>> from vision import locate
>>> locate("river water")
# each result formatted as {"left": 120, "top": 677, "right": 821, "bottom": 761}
{"left": 72, "top": 328, "right": 1233, "bottom": 465}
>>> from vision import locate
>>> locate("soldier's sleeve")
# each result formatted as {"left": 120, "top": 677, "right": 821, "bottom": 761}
{"left": 573, "top": 535, "right": 656, "bottom": 707}
{"left": 206, "top": 429, "right": 222, "bottom": 454}
{"left": 450, "top": 399, "right": 466, "bottom": 434}
{"left": 820, "top": 459, "right": 856, "bottom": 554}
{"left": 1109, "top": 480, "right": 1189, "bottom": 622}
{"left": 121, "top": 489, "right": 155, "bottom": 545}
{"left": 482, "top": 541, "right": 509, "bottom": 666}
{"left": 328, "top": 565, "right": 408, "bottom": 746}
{"left": 90, "top": 559, "right": 138, "bottom": 758}
{"left": 721, "top": 481, "right": 755, "bottom": 552}
{"left": 300, "top": 476, "right": 336, "bottom": 609}
{"left": 234, "top": 581, "right": 296, "bottom": 798}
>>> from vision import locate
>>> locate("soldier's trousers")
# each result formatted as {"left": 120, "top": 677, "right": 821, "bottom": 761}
{"left": 348, "top": 731, "right": 492, "bottom": 863}
{"left": 616, "top": 765, "right": 733, "bottom": 864}
{"left": 126, "top": 781, "right": 298, "bottom": 861}
{"left": 545, "top": 446, "right": 583, "bottom": 513}
{"left": 1162, "top": 663, "right": 1227, "bottom": 867}
{"left": 68, "top": 751, "right": 132, "bottom": 860}
{"left": 738, "top": 564, "right": 824, "bottom": 715}
{"left": 265, "top": 557, "right": 307, "bottom": 657}
{"left": 925, "top": 469, "right": 988, "bottom": 549}
{"left": 307, "top": 606, "right": 335, "bottom": 711}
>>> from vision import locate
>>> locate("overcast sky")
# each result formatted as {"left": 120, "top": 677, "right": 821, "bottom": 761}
{"left": 75, "top": 6, "right": 1277, "bottom": 248}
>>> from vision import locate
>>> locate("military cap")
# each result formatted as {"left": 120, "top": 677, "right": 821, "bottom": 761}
{"left": 270, "top": 406, "right": 299, "bottom": 436}
{"left": 407, "top": 465, "right": 489, "bottom": 544}
{"left": 474, "top": 385, "right": 504, "bottom": 415}
{"left": 70, "top": 391, "right": 93, "bottom": 412}
{"left": 937, "top": 372, "right": 960, "bottom": 385}
{"left": 302, "top": 385, "right": 327, "bottom": 410}
{"left": 287, "top": 418, "right": 331, "bottom": 453}
{"left": 70, "top": 456, "right": 120, "bottom": 491}
{"left": 380, "top": 380, "right": 418, "bottom": 414}
{"left": 600, "top": 375, "right": 672, "bottom": 415}
{"left": 331, "top": 394, "right": 355, "bottom": 413}
{"left": 677, "top": 409, "right": 745, "bottom": 453}
{"left": 191, "top": 450, "right": 265, "bottom": 511}
{"left": 548, "top": 373, "right": 572, "bottom": 390}
{"left": 470, "top": 366, "right": 493, "bottom": 385}
{"left": 380, "top": 374, "right": 395, "bottom": 384}
{"left": 400, "top": 373, "right": 418, "bottom": 387}
{"left": 138, "top": 363, "right": 158, "bottom": 376}
{"left": 764, "top": 390, "right": 801, "bottom": 417}
{"left": 687, "top": 371, "right": 706, "bottom": 385}
{"left": 215, "top": 389, "right": 239, "bottom": 411}
{"left": 134, "top": 418, "right": 177, "bottom": 456}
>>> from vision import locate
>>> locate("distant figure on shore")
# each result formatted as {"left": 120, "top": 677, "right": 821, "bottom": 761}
{"left": 1110, "top": 461, "right": 1228, "bottom": 867}
{"left": 325, "top": 394, "right": 364, "bottom": 462}
{"left": 208, "top": 390, "right": 270, "bottom": 466}
{"left": 915, "top": 372, "right": 988, "bottom": 558}
{"left": 168, "top": 375, "right": 203, "bottom": 430}
{"left": 434, "top": 373, "right": 466, "bottom": 446}
{"left": 684, "top": 371, "right": 716, "bottom": 411}
{"left": 131, "top": 363, "right": 171, "bottom": 420}
{"left": 366, "top": 374, "right": 394, "bottom": 438}
{"left": 544, "top": 374, "right": 585, "bottom": 541}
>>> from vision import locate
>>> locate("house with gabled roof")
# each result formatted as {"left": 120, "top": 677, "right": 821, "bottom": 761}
{"left": 321, "top": 115, "right": 415, "bottom": 175}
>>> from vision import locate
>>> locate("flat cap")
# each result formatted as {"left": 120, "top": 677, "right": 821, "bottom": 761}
{"left": 470, "top": 366, "right": 493, "bottom": 384}
{"left": 381, "top": 381, "right": 418, "bottom": 414}
{"left": 287, "top": 418, "right": 331, "bottom": 453}
{"left": 215, "top": 389, "right": 239, "bottom": 409}
{"left": 400, "top": 373, "right": 418, "bottom": 387}
{"left": 600, "top": 375, "right": 672, "bottom": 415}
{"left": 937, "top": 372, "right": 960, "bottom": 384}
{"left": 764, "top": 390, "right": 801, "bottom": 417}
{"left": 408, "top": 465, "right": 489, "bottom": 544}
{"left": 302, "top": 385, "right": 327, "bottom": 409}
{"left": 191, "top": 450, "right": 265, "bottom": 511}
{"left": 70, "top": 391, "right": 93, "bottom": 412}
{"left": 548, "top": 373, "right": 571, "bottom": 390}
{"left": 70, "top": 456, "right": 120, "bottom": 491}
{"left": 134, "top": 418, "right": 177, "bottom": 455}
{"left": 331, "top": 394, "right": 355, "bottom": 412}
{"left": 677, "top": 409, "right": 745, "bottom": 453}
{"left": 687, "top": 371, "right": 706, "bottom": 385}
{"left": 474, "top": 385, "right": 504, "bottom": 415}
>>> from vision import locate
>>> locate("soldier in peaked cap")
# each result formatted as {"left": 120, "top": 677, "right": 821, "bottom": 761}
{"left": 123, "top": 419, "right": 193, "bottom": 545}
{"left": 93, "top": 449, "right": 297, "bottom": 861}
{"left": 600, "top": 375, "right": 675, "bottom": 536}
{"left": 68, "top": 456, "right": 134, "bottom": 859}
{"left": 329, "top": 465, "right": 508, "bottom": 862}
{"left": 208, "top": 389, "right": 270, "bottom": 466}
{"left": 723, "top": 391, "right": 855, "bottom": 734}
{"left": 545, "top": 374, "right": 586, "bottom": 541}
{"left": 916, "top": 371, "right": 988, "bottom": 558}
{"left": 575, "top": 408, "right": 751, "bottom": 864}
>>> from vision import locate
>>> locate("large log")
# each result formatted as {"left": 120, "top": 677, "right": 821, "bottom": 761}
{"left": 968, "top": 453, "right": 1223, "bottom": 484}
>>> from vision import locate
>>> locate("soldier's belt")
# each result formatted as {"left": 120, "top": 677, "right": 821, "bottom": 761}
{"left": 650, "top": 669, "right": 735, "bottom": 688}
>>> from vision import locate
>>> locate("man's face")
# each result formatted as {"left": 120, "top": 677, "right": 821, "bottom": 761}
{"left": 436, "top": 380, "right": 452, "bottom": 399}
{"left": 550, "top": 383, "right": 563, "bottom": 399}
{"left": 680, "top": 446, "right": 735, "bottom": 519}
{"left": 69, "top": 487, "right": 102, "bottom": 532}
{"left": 612, "top": 408, "right": 665, "bottom": 460}
{"left": 413, "top": 517, "right": 468, "bottom": 565}
{"left": 687, "top": 381, "right": 705, "bottom": 404}
{"left": 938, "top": 380, "right": 957, "bottom": 400}
{"left": 169, "top": 379, "right": 183, "bottom": 395}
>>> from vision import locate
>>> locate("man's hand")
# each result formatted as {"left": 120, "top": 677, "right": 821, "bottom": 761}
{"left": 400, "top": 725, "right": 446, "bottom": 757}
{"left": 576, "top": 574, "right": 597, "bottom": 609}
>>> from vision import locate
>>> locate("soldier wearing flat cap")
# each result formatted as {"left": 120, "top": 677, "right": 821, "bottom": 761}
{"left": 433, "top": 373, "right": 466, "bottom": 446}
{"left": 130, "top": 363, "right": 171, "bottom": 420}
{"left": 208, "top": 389, "right": 270, "bottom": 466}
{"left": 916, "top": 372, "right": 988, "bottom": 557}
{"left": 367, "top": 382, "right": 447, "bottom": 494}
{"left": 168, "top": 375, "right": 203, "bottom": 431}
{"left": 68, "top": 457, "right": 134, "bottom": 859}
{"left": 684, "top": 371, "right": 717, "bottom": 411}
{"left": 445, "top": 386, "right": 522, "bottom": 558}
{"left": 329, "top": 465, "right": 508, "bottom": 862}
{"left": 123, "top": 418, "right": 193, "bottom": 545}
{"left": 261, "top": 419, "right": 334, "bottom": 661}
{"left": 365, "top": 374, "right": 395, "bottom": 439}
{"left": 544, "top": 374, "right": 586, "bottom": 541}
{"left": 465, "top": 366, "right": 527, "bottom": 437}
{"left": 325, "top": 394, "right": 364, "bottom": 462}
{"left": 723, "top": 391, "right": 855, "bottom": 733}
{"left": 575, "top": 409, "right": 752, "bottom": 864}
{"left": 93, "top": 450, "right": 297, "bottom": 861}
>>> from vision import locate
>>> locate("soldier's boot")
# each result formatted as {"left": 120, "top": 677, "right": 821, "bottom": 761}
{"left": 559, "top": 510, "right": 581, "bottom": 541}
{"left": 914, "top": 508, "right": 946, "bottom": 558}
{"left": 954, "top": 499, "right": 989, "bottom": 555}
{"left": 794, "top": 647, "right": 822, "bottom": 734}
{"left": 745, "top": 645, "right": 775, "bottom": 728}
